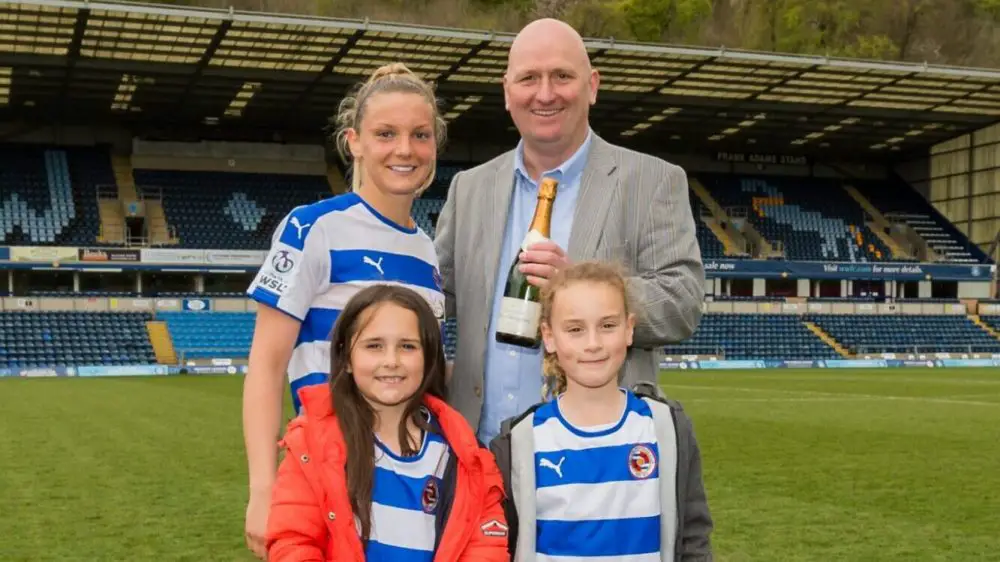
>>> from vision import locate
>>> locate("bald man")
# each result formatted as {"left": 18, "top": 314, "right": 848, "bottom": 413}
{"left": 434, "top": 18, "right": 705, "bottom": 443}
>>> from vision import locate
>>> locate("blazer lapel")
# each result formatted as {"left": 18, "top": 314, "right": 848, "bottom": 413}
{"left": 481, "top": 153, "right": 516, "bottom": 300}
{"left": 568, "top": 135, "right": 619, "bottom": 260}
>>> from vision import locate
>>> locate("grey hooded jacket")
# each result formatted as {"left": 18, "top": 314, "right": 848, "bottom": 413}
{"left": 487, "top": 382, "right": 714, "bottom": 562}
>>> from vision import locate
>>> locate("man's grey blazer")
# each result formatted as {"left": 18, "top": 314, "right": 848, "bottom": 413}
{"left": 433, "top": 133, "right": 705, "bottom": 429}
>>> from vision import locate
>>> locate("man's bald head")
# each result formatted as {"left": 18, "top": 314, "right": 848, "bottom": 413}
{"left": 502, "top": 18, "right": 599, "bottom": 169}
{"left": 508, "top": 18, "right": 592, "bottom": 73}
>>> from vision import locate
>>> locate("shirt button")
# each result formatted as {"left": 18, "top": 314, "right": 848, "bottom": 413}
{"left": 508, "top": 350, "right": 516, "bottom": 357}
{"left": 507, "top": 393, "right": 514, "bottom": 400}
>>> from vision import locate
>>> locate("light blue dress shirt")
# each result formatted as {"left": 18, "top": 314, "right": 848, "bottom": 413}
{"left": 477, "top": 130, "right": 593, "bottom": 445}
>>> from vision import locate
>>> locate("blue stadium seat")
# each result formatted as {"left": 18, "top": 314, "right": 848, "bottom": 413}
{"left": 444, "top": 317, "right": 457, "bottom": 359}
{"left": 413, "top": 197, "right": 445, "bottom": 238}
{"left": 853, "top": 177, "right": 988, "bottom": 264}
{"left": 689, "top": 193, "right": 726, "bottom": 259}
{"left": 0, "top": 144, "right": 102, "bottom": 246}
{"left": 662, "top": 313, "right": 841, "bottom": 360}
{"left": 160, "top": 310, "right": 456, "bottom": 360}
{"left": 159, "top": 311, "right": 255, "bottom": 359}
{"left": 698, "top": 174, "right": 892, "bottom": 262}
{"left": 0, "top": 311, "right": 156, "bottom": 368}
{"left": 133, "top": 170, "right": 331, "bottom": 250}
{"left": 807, "top": 314, "right": 1000, "bottom": 355}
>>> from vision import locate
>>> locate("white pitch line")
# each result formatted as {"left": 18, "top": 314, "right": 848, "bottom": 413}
{"left": 708, "top": 373, "right": 1000, "bottom": 387}
{"left": 682, "top": 397, "right": 874, "bottom": 404}
{"left": 661, "top": 384, "right": 1000, "bottom": 407}
{"left": 940, "top": 393, "right": 1000, "bottom": 400}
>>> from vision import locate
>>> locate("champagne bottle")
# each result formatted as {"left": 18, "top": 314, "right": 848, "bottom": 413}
{"left": 495, "top": 177, "right": 558, "bottom": 348}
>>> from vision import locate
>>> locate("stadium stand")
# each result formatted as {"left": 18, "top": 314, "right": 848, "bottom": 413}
{"left": 0, "top": 144, "right": 101, "bottom": 246}
{"left": 2, "top": 144, "right": 996, "bottom": 369}
{"left": 153, "top": 310, "right": 457, "bottom": 361}
{"left": 413, "top": 197, "right": 445, "bottom": 239}
{"left": 0, "top": 311, "right": 156, "bottom": 368}
{"left": 853, "top": 177, "right": 988, "bottom": 264}
{"left": 807, "top": 314, "right": 1000, "bottom": 355}
{"left": 698, "top": 173, "right": 893, "bottom": 262}
{"left": 157, "top": 311, "right": 255, "bottom": 360}
{"left": 443, "top": 317, "right": 457, "bottom": 359}
{"left": 661, "top": 313, "right": 844, "bottom": 360}
{"left": 133, "top": 169, "right": 331, "bottom": 250}
{"left": 690, "top": 193, "right": 728, "bottom": 259}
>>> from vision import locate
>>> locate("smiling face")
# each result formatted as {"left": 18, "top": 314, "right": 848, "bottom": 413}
{"left": 503, "top": 19, "right": 599, "bottom": 157}
{"left": 349, "top": 301, "right": 426, "bottom": 411}
{"left": 346, "top": 91, "right": 437, "bottom": 199}
{"left": 541, "top": 279, "right": 635, "bottom": 392}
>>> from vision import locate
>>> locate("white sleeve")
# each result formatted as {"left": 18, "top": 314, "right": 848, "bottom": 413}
{"left": 246, "top": 209, "right": 330, "bottom": 321}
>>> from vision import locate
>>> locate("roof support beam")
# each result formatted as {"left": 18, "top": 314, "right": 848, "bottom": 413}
{"left": 797, "top": 71, "right": 921, "bottom": 149}
{"left": 172, "top": 18, "right": 232, "bottom": 115}
{"left": 285, "top": 29, "right": 365, "bottom": 114}
{"left": 601, "top": 55, "right": 715, "bottom": 138}
{"left": 279, "top": 28, "right": 366, "bottom": 124}
{"left": 437, "top": 39, "right": 490, "bottom": 84}
{"left": 56, "top": 6, "right": 89, "bottom": 117}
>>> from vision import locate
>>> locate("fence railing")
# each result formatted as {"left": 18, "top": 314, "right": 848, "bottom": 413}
{"left": 855, "top": 344, "right": 993, "bottom": 355}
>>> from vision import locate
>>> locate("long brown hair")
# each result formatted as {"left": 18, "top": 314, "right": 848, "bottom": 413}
{"left": 328, "top": 284, "right": 448, "bottom": 543}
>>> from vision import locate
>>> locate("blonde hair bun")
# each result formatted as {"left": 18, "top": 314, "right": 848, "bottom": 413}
{"left": 367, "top": 62, "right": 417, "bottom": 84}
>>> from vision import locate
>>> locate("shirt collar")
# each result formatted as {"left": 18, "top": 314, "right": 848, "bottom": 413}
{"left": 514, "top": 128, "right": 593, "bottom": 188}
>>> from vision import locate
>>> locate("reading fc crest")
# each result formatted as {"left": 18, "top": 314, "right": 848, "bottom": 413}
{"left": 628, "top": 444, "right": 656, "bottom": 479}
{"left": 421, "top": 477, "right": 440, "bottom": 514}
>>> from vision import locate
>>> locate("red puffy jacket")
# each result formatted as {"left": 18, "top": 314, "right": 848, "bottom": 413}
{"left": 266, "top": 385, "right": 510, "bottom": 562}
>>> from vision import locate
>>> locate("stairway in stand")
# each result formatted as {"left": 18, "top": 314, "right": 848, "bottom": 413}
{"left": 804, "top": 321, "right": 852, "bottom": 358}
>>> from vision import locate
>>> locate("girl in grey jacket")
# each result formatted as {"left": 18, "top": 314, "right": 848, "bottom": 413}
{"left": 487, "top": 261, "right": 714, "bottom": 562}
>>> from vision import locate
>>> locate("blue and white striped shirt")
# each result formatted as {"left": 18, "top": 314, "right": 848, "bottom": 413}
{"left": 532, "top": 389, "right": 662, "bottom": 561}
{"left": 367, "top": 408, "right": 451, "bottom": 560}
{"left": 247, "top": 192, "right": 446, "bottom": 413}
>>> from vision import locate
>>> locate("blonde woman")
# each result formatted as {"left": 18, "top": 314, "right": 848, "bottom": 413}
{"left": 241, "top": 63, "right": 448, "bottom": 559}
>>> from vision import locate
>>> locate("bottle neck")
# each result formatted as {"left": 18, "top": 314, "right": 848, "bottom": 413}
{"left": 527, "top": 195, "right": 555, "bottom": 239}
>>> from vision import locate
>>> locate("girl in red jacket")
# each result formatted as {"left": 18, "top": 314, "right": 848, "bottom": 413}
{"left": 266, "top": 284, "right": 510, "bottom": 562}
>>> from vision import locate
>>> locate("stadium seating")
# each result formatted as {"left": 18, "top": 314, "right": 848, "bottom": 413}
{"left": 134, "top": 170, "right": 330, "bottom": 249}
{"left": 698, "top": 174, "right": 892, "bottom": 262}
{"left": 0, "top": 311, "right": 156, "bottom": 368}
{"left": 807, "top": 314, "right": 1000, "bottom": 354}
{"left": 413, "top": 197, "right": 445, "bottom": 238}
{"left": 690, "top": 193, "right": 727, "bottom": 259}
{"left": 661, "top": 314, "right": 842, "bottom": 360}
{"left": 443, "top": 317, "right": 457, "bottom": 359}
{"left": 158, "top": 311, "right": 255, "bottom": 360}
{"left": 432, "top": 163, "right": 464, "bottom": 191}
{"left": 158, "top": 310, "right": 453, "bottom": 360}
{"left": 971, "top": 315, "right": 1000, "bottom": 340}
{"left": 853, "top": 177, "right": 987, "bottom": 264}
{"left": 65, "top": 146, "right": 113, "bottom": 244}
{"left": 0, "top": 144, "right": 101, "bottom": 246}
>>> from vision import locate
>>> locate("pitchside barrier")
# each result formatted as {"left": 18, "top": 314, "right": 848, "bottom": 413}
{"left": 0, "top": 295, "right": 986, "bottom": 315}
{"left": 0, "top": 364, "right": 248, "bottom": 378}
{"left": 6, "top": 357, "right": 997, "bottom": 379}
{"left": 660, "top": 358, "right": 1000, "bottom": 369}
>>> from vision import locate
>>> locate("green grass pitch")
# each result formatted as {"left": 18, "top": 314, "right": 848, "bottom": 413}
{"left": 1, "top": 369, "right": 998, "bottom": 561}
